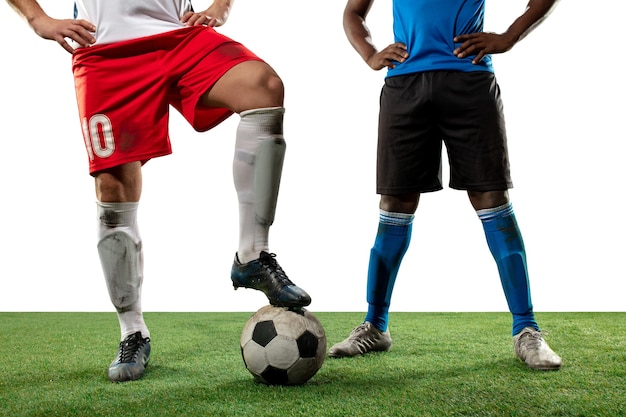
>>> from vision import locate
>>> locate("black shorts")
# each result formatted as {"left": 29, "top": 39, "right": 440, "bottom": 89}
{"left": 377, "top": 71, "right": 513, "bottom": 194}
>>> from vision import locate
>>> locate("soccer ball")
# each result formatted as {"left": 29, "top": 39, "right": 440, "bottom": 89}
{"left": 240, "top": 305, "right": 326, "bottom": 385}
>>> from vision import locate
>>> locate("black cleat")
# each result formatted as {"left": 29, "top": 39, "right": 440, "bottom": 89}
{"left": 231, "top": 251, "right": 311, "bottom": 308}
{"left": 108, "top": 331, "right": 151, "bottom": 382}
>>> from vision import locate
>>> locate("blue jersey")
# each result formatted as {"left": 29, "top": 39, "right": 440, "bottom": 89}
{"left": 387, "top": 0, "right": 493, "bottom": 78}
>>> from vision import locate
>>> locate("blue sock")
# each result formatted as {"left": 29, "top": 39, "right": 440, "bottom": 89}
{"left": 477, "top": 203, "right": 538, "bottom": 335}
{"left": 364, "top": 211, "right": 413, "bottom": 332}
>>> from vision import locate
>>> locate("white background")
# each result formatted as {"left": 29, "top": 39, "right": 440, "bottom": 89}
{"left": 0, "top": 0, "right": 623, "bottom": 313}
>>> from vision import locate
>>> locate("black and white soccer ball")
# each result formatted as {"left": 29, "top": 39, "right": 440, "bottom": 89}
{"left": 240, "top": 305, "right": 326, "bottom": 385}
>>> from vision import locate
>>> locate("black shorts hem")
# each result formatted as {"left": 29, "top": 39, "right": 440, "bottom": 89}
{"left": 449, "top": 181, "right": 513, "bottom": 192}
{"left": 376, "top": 185, "right": 444, "bottom": 195}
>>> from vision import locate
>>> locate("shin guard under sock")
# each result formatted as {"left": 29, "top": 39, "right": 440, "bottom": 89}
{"left": 97, "top": 201, "right": 149, "bottom": 340}
{"left": 364, "top": 211, "right": 413, "bottom": 332}
{"left": 233, "top": 107, "right": 285, "bottom": 263}
{"left": 477, "top": 203, "right": 538, "bottom": 335}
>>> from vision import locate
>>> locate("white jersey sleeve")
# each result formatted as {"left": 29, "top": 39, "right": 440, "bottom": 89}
{"left": 74, "top": 0, "right": 194, "bottom": 46}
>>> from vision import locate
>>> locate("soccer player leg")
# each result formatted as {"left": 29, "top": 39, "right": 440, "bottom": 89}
{"left": 232, "top": 107, "right": 285, "bottom": 262}
{"left": 365, "top": 210, "right": 413, "bottom": 332}
{"left": 477, "top": 202, "right": 537, "bottom": 335}
{"left": 97, "top": 201, "right": 148, "bottom": 338}
{"left": 230, "top": 107, "right": 311, "bottom": 307}
{"left": 97, "top": 201, "right": 151, "bottom": 381}
{"left": 328, "top": 209, "right": 410, "bottom": 358}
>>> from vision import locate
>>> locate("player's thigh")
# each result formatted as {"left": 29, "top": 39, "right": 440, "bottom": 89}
{"left": 438, "top": 72, "right": 512, "bottom": 191}
{"left": 377, "top": 74, "right": 443, "bottom": 195}
{"left": 200, "top": 59, "right": 284, "bottom": 112}
{"left": 73, "top": 42, "right": 172, "bottom": 180}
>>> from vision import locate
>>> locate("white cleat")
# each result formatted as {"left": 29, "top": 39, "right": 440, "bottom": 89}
{"left": 329, "top": 321, "right": 392, "bottom": 358}
{"left": 513, "top": 327, "right": 562, "bottom": 370}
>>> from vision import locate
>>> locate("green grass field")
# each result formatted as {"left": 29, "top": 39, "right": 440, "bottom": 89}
{"left": 1, "top": 312, "right": 624, "bottom": 417}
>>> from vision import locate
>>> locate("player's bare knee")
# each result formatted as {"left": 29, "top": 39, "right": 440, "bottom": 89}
{"left": 380, "top": 194, "right": 419, "bottom": 214}
{"left": 243, "top": 65, "right": 284, "bottom": 108}
{"left": 96, "top": 178, "right": 124, "bottom": 203}
{"left": 262, "top": 73, "right": 284, "bottom": 105}
{"left": 94, "top": 162, "right": 142, "bottom": 202}
{"left": 468, "top": 190, "right": 509, "bottom": 211}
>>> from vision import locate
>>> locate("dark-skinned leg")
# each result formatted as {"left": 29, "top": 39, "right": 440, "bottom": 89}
{"left": 95, "top": 162, "right": 151, "bottom": 382}
{"left": 468, "top": 190, "right": 509, "bottom": 211}
{"left": 469, "top": 190, "right": 538, "bottom": 335}
{"left": 471, "top": 190, "right": 562, "bottom": 369}
{"left": 380, "top": 193, "right": 421, "bottom": 214}
{"left": 329, "top": 194, "right": 417, "bottom": 357}
{"left": 366, "top": 194, "right": 418, "bottom": 329}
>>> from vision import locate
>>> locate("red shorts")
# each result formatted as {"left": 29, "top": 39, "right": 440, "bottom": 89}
{"left": 72, "top": 26, "right": 262, "bottom": 174}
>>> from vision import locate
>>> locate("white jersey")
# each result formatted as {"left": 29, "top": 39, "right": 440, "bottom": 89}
{"left": 74, "top": 0, "right": 194, "bottom": 46}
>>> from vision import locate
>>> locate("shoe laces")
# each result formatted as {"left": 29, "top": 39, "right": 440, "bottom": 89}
{"left": 350, "top": 323, "right": 381, "bottom": 343}
{"left": 519, "top": 329, "right": 546, "bottom": 351}
{"left": 258, "top": 252, "right": 294, "bottom": 286}
{"left": 118, "top": 333, "right": 149, "bottom": 363}
{"left": 348, "top": 323, "right": 382, "bottom": 352}
{"left": 350, "top": 323, "right": 371, "bottom": 337}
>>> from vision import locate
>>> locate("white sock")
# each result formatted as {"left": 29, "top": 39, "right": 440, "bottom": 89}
{"left": 233, "top": 107, "right": 286, "bottom": 264}
{"left": 97, "top": 201, "right": 150, "bottom": 340}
